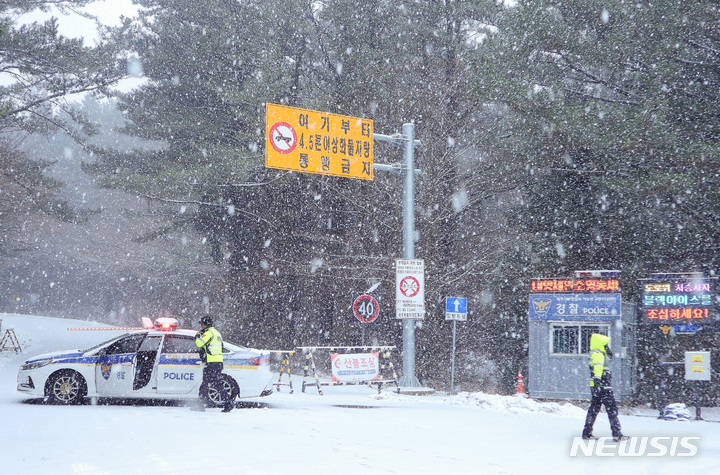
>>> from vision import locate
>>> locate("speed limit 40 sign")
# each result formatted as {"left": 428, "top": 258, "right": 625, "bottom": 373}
{"left": 352, "top": 293, "right": 381, "bottom": 324}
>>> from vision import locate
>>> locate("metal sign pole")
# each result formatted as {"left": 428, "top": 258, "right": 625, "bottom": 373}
{"left": 451, "top": 320, "right": 457, "bottom": 395}
{"left": 656, "top": 329, "right": 666, "bottom": 419}
{"left": 694, "top": 331, "right": 701, "bottom": 421}
{"left": 374, "top": 123, "right": 422, "bottom": 388}
{"left": 399, "top": 123, "right": 421, "bottom": 387}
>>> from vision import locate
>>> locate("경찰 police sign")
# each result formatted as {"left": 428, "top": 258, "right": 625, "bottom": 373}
{"left": 529, "top": 293, "right": 621, "bottom": 321}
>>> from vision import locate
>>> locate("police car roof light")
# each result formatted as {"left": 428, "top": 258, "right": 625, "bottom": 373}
{"left": 154, "top": 317, "right": 178, "bottom": 331}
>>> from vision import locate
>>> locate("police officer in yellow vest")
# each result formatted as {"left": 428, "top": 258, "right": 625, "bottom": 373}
{"left": 194, "top": 315, "right": 233, "bottom": 412}
{"left": 582, "top": 333, "right": 626, "bottom": 440}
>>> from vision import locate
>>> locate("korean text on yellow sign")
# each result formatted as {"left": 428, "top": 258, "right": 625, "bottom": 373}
{"left": 265, "top": 103, "right": 374, "bottom": 180}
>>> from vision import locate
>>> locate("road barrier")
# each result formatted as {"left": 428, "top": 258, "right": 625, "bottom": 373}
{"left": 270, "top": 350, "right": 295, "bottom": 394}
{"left": 296, "top": 346, "right": 399, "bottom": 395}
{"left": 0, "top": 321, "right": 22, "bottom": 353}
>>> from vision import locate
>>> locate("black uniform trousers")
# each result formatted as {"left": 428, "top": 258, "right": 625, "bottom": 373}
{"left": 582, "top": 385, "right": 622, "bottom": 438}
{"left": 198, "top": 361, "right": 230, "bottom": 408}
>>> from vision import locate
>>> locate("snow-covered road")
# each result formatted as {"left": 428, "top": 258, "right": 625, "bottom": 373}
{"left": 1, "top": 313, "right": 719, "bottom": 475}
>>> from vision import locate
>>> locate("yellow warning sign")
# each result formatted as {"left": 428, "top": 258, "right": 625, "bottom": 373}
{"left": 265, "top": 103, "right": 373, "bottom": 180}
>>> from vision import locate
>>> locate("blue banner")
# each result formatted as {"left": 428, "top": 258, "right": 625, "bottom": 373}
{"left": 528, "top": 293, "right": 621, "bottom": 321}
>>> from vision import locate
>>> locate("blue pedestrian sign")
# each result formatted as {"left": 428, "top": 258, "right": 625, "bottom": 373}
{"left": 445, "top": 297, "right": 468, "bottom": 321}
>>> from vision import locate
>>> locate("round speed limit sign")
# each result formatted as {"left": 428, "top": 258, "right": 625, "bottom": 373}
{"left": 353, "top": 294, "right": 380, "bottom": 324}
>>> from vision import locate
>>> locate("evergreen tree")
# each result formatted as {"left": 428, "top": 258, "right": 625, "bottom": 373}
{"left": 0, "top": 1, "right": 126, "bottom": 257}
{"left": 473, "top": 0, "right": 720, "bottom": 395}
{"left": 83, "top": 0, "right": 720, "bottom": 396}
{"left": 477, "top": 0, "right": 720, "bottom": 279}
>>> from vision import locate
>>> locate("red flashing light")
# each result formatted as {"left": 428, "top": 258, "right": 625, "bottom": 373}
{"left": 154, "top": 317, "right": 179, "bottom": 331}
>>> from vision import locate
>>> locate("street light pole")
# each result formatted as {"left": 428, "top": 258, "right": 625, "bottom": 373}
{"left": 374, "top": 122, "right": 422, "bottom": 387}
{"left": 399, "top": 123, "right": 421, "bottom": 387}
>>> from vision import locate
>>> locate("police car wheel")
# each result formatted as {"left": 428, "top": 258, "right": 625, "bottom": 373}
{"left": 46, "top": 370, "right": 87, "bottom": 405}
{"left": 208, "top": 375, "right": 239, "bottom": 407}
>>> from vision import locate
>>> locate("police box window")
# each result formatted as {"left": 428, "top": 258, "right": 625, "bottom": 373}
{"left": 551, "top": 324, "right": 609, "bottom": 355}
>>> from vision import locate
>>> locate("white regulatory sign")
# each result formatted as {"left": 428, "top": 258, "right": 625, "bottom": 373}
{"left": 396, "top": 259, "right": 425, "bottom": 319}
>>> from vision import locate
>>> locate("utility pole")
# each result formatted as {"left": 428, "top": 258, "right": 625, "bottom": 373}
{"left": 374, "top": 123, "right": 422, "bottom": 387}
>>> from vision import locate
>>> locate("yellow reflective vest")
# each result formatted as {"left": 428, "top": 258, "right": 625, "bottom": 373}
{"left": 589, "top": 333, "right": 611, "bottom": 386}
{"left": 195, "top": 326, "right": 224, "bottom": 363}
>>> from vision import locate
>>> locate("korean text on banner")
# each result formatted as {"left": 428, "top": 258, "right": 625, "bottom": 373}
{"left": 331, "top": 353, "right": 380, "bottom": 382}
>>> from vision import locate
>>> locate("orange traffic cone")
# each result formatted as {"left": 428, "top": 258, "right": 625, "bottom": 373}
{"left": 515, "top": 371, "right": 527, "bottom": 397}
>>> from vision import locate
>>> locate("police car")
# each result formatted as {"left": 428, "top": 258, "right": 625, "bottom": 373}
{"left": 17, "top": 317, "right": 273, "bottom": 406}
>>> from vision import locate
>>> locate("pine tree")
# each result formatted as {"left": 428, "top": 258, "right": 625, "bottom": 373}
{"left": 0, "top": 1, "right": 126, "bottom": 257}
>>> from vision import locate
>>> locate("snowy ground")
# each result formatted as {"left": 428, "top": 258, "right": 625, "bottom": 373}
{"left": 1, "top": 313, "right": 719, "bottom": 475}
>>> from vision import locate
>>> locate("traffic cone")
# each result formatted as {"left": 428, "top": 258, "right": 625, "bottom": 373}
{"left": 515, "top": 371, "right": 527, "bottom": 397}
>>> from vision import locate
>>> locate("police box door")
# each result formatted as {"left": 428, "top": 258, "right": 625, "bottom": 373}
{"left": 156, "top": 334, "right": 202, "bottom": 394}
{"left": 95, "top": 333, "right": 146, "bottom": 397}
